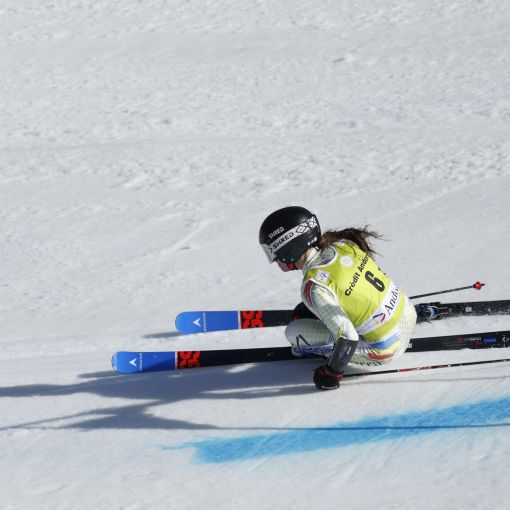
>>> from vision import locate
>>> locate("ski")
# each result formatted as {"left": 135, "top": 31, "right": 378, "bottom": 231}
{"left": 175, "top": 309, "right": 292, "bottom": 334}
{"left": 112, "top": 329, "right": 510, "bottom": 373}
{"left": 415, "top": 299, "right": 510, "bottom": 321}
{"left": 174, "top": 300, "right": 510, "bottom": 334}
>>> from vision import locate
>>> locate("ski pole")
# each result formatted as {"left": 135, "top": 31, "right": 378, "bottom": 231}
{"left": 410, "top": 281, "right": 485, "bottom": 300}
{"left": 344, "top": 357, "right": 510, "bottom": 379}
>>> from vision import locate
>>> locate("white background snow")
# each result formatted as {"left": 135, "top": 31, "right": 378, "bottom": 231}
{"left": 1, "top": 1, "right": 510, "bottom": 508}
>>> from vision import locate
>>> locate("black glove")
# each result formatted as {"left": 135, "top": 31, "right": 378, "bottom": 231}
{"left": 291, "top": 301, "right": 319, "bottom": 321}
{"left": 313, "top": 365, "right": 343, "bottom": 390}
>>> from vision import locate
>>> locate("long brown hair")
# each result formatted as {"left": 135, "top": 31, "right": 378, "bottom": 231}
{"left": 318, "top": 226, "right": 382, "bottom": 258}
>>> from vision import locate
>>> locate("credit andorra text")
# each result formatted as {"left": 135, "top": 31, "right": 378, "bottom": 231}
{"left": 385, "top": 287, "right": 400, "bottom": 313}
{"left": 345, "top": 253, "right": 370, "bottom": 296}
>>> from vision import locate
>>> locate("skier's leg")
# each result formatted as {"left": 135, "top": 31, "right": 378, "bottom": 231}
{"left": 285, "top": 319, "right": 335, "bottom": 357}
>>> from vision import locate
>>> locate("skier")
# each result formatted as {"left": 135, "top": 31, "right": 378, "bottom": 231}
{"left": 259, "top": 206, "right": 417, "bottom": 391}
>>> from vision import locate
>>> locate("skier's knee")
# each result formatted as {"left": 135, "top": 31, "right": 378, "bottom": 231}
{"left": 285, "top": 318, "right": 334, "bottom": 348}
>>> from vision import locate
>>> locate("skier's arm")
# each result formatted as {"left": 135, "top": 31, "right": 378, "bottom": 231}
{"left": 303, "top": 281, "right": 359, "bottom": 373}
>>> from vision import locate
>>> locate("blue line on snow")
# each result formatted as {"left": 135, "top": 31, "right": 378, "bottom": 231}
{"left": 162, "top": 396, "right": 510, "bottom": 463}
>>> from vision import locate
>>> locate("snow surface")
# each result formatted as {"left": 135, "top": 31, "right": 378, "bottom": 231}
{"left": 1, "top": 1, "right": 510, "bottom": 509}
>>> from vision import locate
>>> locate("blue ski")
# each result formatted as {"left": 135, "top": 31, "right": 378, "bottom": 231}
{"left": 112, "top": 351, "right": 177, "bottom": 373}
{"left": 175, "top": 311, "right": 238, "bottom": 334}
{"left": 174, "top": 300, "right": 510, "bottom": 334}
{"left": 175, "top": 309, "right": 292, "bottom": 334}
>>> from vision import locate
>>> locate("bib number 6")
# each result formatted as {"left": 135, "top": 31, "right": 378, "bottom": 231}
{"left": 365, "top": 271, "right": 385, "bottom": 292}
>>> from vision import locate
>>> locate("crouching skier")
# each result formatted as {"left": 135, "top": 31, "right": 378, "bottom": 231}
{"left": 259, "top": 206, "right": 417, "bottom": 391}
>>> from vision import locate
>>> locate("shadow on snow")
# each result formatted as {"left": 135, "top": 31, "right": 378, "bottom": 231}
{"left": 1, "top": 361, "right": 509, "bottom": 434}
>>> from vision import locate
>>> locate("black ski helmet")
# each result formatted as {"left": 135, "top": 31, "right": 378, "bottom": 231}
{"left": 259, "top": 206, "right": 321, "bottom": 263}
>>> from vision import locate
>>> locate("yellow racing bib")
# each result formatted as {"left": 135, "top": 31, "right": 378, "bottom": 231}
{"left": 302, "top": 241, "right": 404, "bottom": 341}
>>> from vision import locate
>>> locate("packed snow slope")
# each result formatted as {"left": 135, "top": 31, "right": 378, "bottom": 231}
{"left": 1, "top": 1, "right": 510, "bottom": 509}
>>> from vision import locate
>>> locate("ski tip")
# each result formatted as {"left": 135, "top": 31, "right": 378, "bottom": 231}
{"left": 111, "top": 353, "right": 119, "bottom": 372}
{"left": 111, "top": 351, "right": 140, "bottom": 374}
{"left": 175, "top": 312, "right": 202, "bottom": 334}
{"left": 111, "top": 351, "right": 178, "bottom": 373}
{"left": 175, "top": 310, "right": 239, "bottom": 334}
{"left": 473, "top": 281, "right": 485, "bottom": 290}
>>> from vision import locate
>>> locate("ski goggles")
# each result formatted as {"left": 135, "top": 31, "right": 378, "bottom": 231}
{"left": 261, "top": 243, "right": 278, "bottom": 263}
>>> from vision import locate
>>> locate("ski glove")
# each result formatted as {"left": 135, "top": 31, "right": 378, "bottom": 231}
{"left": 313, "top": 336, "right": 358, "bottom": 390}
{"left": 313, "top": 365, "right": 343, "bottom": 390}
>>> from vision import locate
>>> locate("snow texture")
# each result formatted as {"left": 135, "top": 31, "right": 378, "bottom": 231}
{"left": 1, "top": 1, "right": 510, "bottom": 509}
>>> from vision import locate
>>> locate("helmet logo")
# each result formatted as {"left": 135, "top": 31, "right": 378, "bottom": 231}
{"left": 268, "top": 227, "right": 285, "bottom": 239}
{"left": 271, "top": 231, "right": 296, "bottom": 251}
{"left": 269, "top": 217, "right": 318, "bottom": 253}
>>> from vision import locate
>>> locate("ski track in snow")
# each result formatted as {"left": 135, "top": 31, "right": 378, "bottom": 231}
{"left": 166, "top": 395, "right": 510, "bottom": 464}
{"left": 1, "top": 1, "right": 510, "bottom": 509}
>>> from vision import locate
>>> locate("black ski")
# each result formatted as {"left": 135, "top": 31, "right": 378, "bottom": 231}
{"left": 415, "top": 300, "right": 510, "bottom": 322}
{"left": 112, "top": 329, "right": 510, "bottom": 373}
